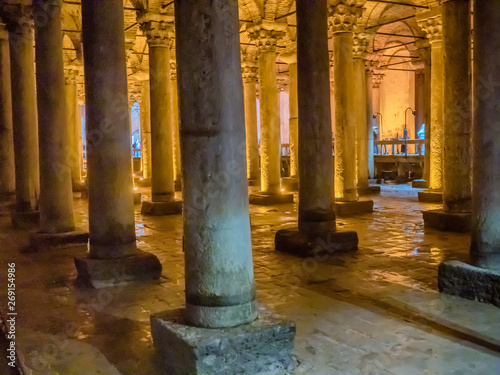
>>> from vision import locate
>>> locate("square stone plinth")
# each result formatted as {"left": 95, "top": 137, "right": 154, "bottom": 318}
{"left": 248, "top": 178, "right": 260, "bottom": 187}
{"left": 438, "top": 260, "right": 500, "bottom": 308}
{"left": 151, "top": 308, "right": 296, "bottom": 375}
{"left": 335, "top": 200, "right": 374, "bottom": 217}
{"left": 141, "top": 200, "right": 183, "bottom": 216}
{"left": 418, "top": 190, "right": 443, "bottom": 203}
{"left": 133, "top": 192, "right": 142, "bottom": 204}
{"left": 74, "top": 250, "right": 162, "bottom": 289}
{"left": 11, "top": 210, "right": 40, "bottom": 229}
{"left": 281, "top": 177, "right": 299, "bottom": 191}
{"left": 137, "top": 178, "right": 152, "bottom": 187}
{"left": 423, "top": 209, "right": 471, "bottom": 233}
{"left": 29, "top": 230, "right": 89, "bottom": 251}
{"left": 275, "top": 228, "right": 358, "bottom": 257}
{"left": 249, "top": 192, "right": 294, "bottom": 205}
{"left": 412, "top": 179, "right": 429, "bottom": 189}
{"left": 357, "top": 185, "right": 381, "bottom": 196}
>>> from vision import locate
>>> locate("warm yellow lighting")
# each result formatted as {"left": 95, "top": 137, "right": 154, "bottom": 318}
{"left": 281, "top": 188, "right": 285, "bottom": 192}
{"left": 134, "top": 187, "right": 138, "bottom": 190}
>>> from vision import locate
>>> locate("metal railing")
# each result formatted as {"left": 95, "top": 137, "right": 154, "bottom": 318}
{"left": 375, "top": 139, "right": 425, "bottom": 156}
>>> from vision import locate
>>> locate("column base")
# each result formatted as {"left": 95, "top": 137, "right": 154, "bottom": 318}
{"left": 357, "top": 185, "right": 381, "bottom": 196}
{"left": 141, "top": 200, "right": 182, "bottom": 216}
{"left": 72, "top": 182, "right": 87, "bottom": 192}
{"left": 133, "top": 192, "right": 142, "bottom": 204}
{"left": 249, "top": 192, "right": 294, "bottom": 205}
{"left": 281, "top": 177, "right": 299, "bottom": 191}
{"left": 247, "top": 178, "right": 260, "bottom": 187}
{"left": 438, "top": 260, "right": 500, "bottom": 308}
{"left": 418, "top": 190, "right": 443, "bottom": 203}
{"left": 412, "top": 179, "right": 429, "bottom": 189}
{"left": 151, "top": 307, "right": 296, "bottom": 375}
{"left": 174, "top": 180, "right": 182, "bottom": 192}
{"left": 137, "top": 178, "right": 152, "bottom": 187}
{"left": 11, "top": 210, "right": 40, "bottom": 229}
{"left": 335, "top": 200, "right": 374, "bottom": 217}
{"left": 423, "top": 209, "right": 471, "bottom": 232}
{"left": 0, "top": 192, "right": 15, "bottom": 202}
{"left": 74, "top": 250, "right": 162, "bottom": 289}
{"left": 275, "top": 228, "right": 358, "bottom": 257}
{"left": 29, "top": 230, "right": 89, "bottom": 251}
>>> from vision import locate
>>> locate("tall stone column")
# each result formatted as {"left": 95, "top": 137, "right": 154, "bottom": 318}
{"left": 247, "top": 22, "right": 293, "bottom": 205}
{"left": 365, "top": 68, "right": 375, "bottom": 179}
{"left": 276, "top": 0, "right": 358, "bottom": 256}
{"left": 241, "top": 47, "right": 260, "bottom": 185}
{"left": 74, "top": 0, "right": 161, "bottom": 288}
{"left": 170, "top": 60, "right": 182, "bottom": 190}
{"left": 0, "top": 24, "right": 15, "bottom": 198}
{"left": 64, "top": 68, "right": 83, "bottom": 188}
{"left": 139, "top": 13, "right": 182, "bottom": 215}
{"left": 140, "top": 80, "right": 152, "bottom": 181}
{"left": 3, "top": 5, "right": 40, "bottom": 228}
{"left": 423, "top": 0, "right": 472, "bottom": 232}
{"left": 417, "top": 9, "right": 444, "bottom": 202}
{"left": 328, "top": 0, "right": 373, "bottom": 216}
{"left": 438, "top": 0, "right": 500, "bottom": 308}
{"left": 150, "top": 2, "right": 294, "bottom": 372}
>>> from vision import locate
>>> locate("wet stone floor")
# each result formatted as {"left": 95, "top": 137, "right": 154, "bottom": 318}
{"left": 0, "top": 183, "right": 499, "bottom": 375}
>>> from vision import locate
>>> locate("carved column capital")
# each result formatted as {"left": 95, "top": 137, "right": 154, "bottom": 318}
{"left": 372, "top": 73, "right": 385, "bottom": 89}
{"left": 170, "top": 60, "right": 177, "bottom": 81}
{"left": 64, "top": 68, "right": 79, "bottom": 85}
{"left": 138, "top": 12, "right": 175, "bottom": 47}
{"left": 416, "top": 8, "right": 443, "bottom": 44}
{"left": 353, "top": 33, "right": 369, "bottom": 59}
{"left": 1, "top": 3, "right": 33, "bottom": 36}
{"left": 241, "top": 47, "right": 258, "bottom": 83}
{"left": 328, "top": 0, "right": 366, "bottom": 34}
{"left": 246, "top": 21, "right": 286, "bottom": 53}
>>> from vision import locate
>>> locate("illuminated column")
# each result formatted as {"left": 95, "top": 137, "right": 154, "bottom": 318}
{"left": 417, "top": 9, "right": 444, "bottom": 195}
{"left": 241, "top": 47, "right": 260, "bottom": 184}
{"left": 139, "top": 13, "right": 182, "bottom": 215}
{"left": 365, "top": 68, "right": 375, "bottom": 179}
{"left": 0, "top": 24, "right": 15, "bottom": 198}
{"left": 75, "top": 0, "right": 161, "bottom": 287}
{"left": 140, "top": 80, "right": 152, "bottom": 181}
{"left": 353, "top": 33, "right": 368, "bottom": 189}
{"left": 276, "top": 0, "right": 358, "bottom": 256}
{"left": 64, "top": 68, "right": 83, "bottom": 187}
{"left": 247, "top": 22, "right": 293, "bottom": 204}
{"left": 170, "top": 60, "right": 182, "bottom": 188}
{"left": 3, "top": 5, "right": 40, "bottom": 227}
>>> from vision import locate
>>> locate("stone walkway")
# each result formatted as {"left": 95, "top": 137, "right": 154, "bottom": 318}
{"left": 0, "top": 184, "right": 499, "bottom": 374}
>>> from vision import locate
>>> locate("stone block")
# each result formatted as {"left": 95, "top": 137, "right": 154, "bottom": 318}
{"left": 74, "top": 250, "right": 162, "bottom": 289}
{"left": 412, "top": 179, "right": 429, "bottom": 189}
{"left": 423, "top": 209, "right": 471, "bottom": 232}
{"left": 275, "top": 228, "right": 358, "bottom": 257}
{"left": 11, "top": 210, "right": 40, "bottom": 229}
{"left": 141, "top": 200, "right": 183, "bottom": 216}
{"left": 249, "top": 192, "right": 294, "bottom": 205}
{"left": 133, "top": 192, "right": 142, "bottom": 204}
{"left": 29, "top": 230, "right": 89, "bottom": 251}
{"left": 248, "top": 178, "right": 260, "bottom": 187}
{"left": 175, "top": 180, "right": 182, "bottom": 192}
{"left": 357, "top": 185, "right": 381, "bottom": 196}
{"left": 151, "top": 307, "right": 296, "bottom": 375}
{"left": 281, "top": 177, "right": 299, "bottom": 191}
{"left": 418, "top": 190, "right": 443, "bottom": 203}
{"left": 137, "top": 178, "right": 152, "bottom": 188}
{"left": 72, "top": 182, "right": 87, "bottom": 192}
{"left": 335, "top": 200, "right": 374, "bottom": 217}
{"left": 438, "top": 260, "right": 500, "bottom": 308}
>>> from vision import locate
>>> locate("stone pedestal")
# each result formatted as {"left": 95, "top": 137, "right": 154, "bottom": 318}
{"left": 151, "top": 308, "right": 296, "bottom": 375}
{"left": 335, "top": 200, "right": 373, "bottom": 217}
{"left": 248, "top": 178, "right": 260, "bottom": 187}
{"left": 275, "top": 228, "right": 358, "bottom": 257}
{"left": 141, "top": 199, "right": 182, "bottom": 216}
{"left": 438, "top": 260, "right": 500, "bottom": 308}
{"left": 133, "top": 192, "right": 142, "bottom": 204}
{"left": 174, "top": 179, "right": 182, "bottom": 192}
{"left": 423, "top": 209, "right": 471, "bottom": 232}
{"left": 412, "top": 179, "right": 429, "bottom": 189}
{"left": 137, "top": 178, "right": 152, "bottom": 188}
{"left": 281, "top": 177, "right": 299, "bottom": 191}
{"left": 11, "top": 210, "right": 40, "bottom": 229}
{"left": 418, "top": 190, "right": 443, "bottom": 203}
{"left": 29, "top": 231, "right": 89, "bottom": 251}
{"left": 249, "top": 192, "right": 294, "bottom": 205}
{"left": 74, "top": 250, "right": 162, "bottom": 289}
{"left": 357, "top": 185, "right": 381, "bottom": 196}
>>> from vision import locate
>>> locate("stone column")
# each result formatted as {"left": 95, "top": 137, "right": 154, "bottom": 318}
{"left": 328, "top": 1, "right": 373, "bottom": 215}
{"left": 3, "top": 5, "right": 40, "bottom": 227}
{"left": 247, "top": 22, "right": 293, "bottom": 205}
{"left": 140, "top": 80, "right": 152, "bottom": 181}
{"left": 64, "top": 68, "right": 83, "bottom": 188}
{"left": 438, "top": 0, "right": 500, "bottom": 308}
{"left": 275, "top": 0, "right": 358, "bottom": 256}
{"left": 424, "top": 0, "right": 472, "bottom": 232}
{"left": 170, "top": 60, "right": 182, "bottom": 190}
{"left": 0, "top": 24, "right": 15, "bottom": 198}
{"left": 417, "top": 9, "right": 444, "bottom": 201}
{"left": 139, "top": 13, "right": 181, "bottom": 215}
{"left": 150, "top": 2, "right": 294, "bottom": 372}
{"left": 75, "top": 0, "right": 161, "bottom": 288}
{"left": 365, "top": 68, "right": 375, "bottom": 179}
{"left": 241, "top": 47, "right": 260, "bottom": 185}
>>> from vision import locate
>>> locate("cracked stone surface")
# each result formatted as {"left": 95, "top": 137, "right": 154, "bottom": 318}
{"left": 0, "top": 184, "right": 499, "bottom": 374}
